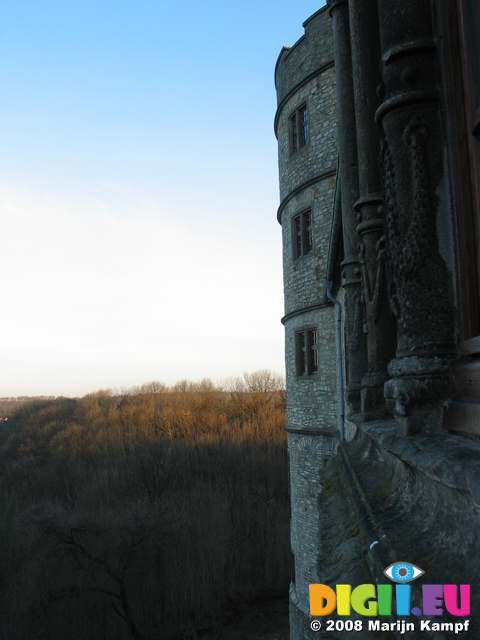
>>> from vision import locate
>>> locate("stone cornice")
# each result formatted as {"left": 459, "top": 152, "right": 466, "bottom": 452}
{"left": 274, "top": 61, "right": 335, "bottom": 137}
{"left": 277, "top": 169, "right": 336, "bottom": 224}
{"left": 281, "top": 301, "right": 332, "bottom": 325}
{"left": 285, "top": 424, "right": 338, "bottom": 437}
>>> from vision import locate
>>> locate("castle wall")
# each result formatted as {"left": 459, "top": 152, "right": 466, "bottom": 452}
{"left": 281, "top": 180, "right": 336, "bottom": 314}
{"left": 276, "top": 68, "right": 337, "bottom": 205}
{"left": 275, "top": 8, "right": 339, "bottom": 638}
{"left": 275, "top": 9, "right": 335, "bottom": 107}
{"left": 275, "top": 3, "right": 480, "bottom": 639}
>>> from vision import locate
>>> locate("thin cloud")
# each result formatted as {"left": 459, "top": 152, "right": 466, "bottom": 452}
{"left": 0, "top": 185, "right": 284, "bottom": 395}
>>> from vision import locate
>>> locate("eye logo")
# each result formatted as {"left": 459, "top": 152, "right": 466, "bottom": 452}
{"left": 309, "top": 561, "right": 470, "bottom": 619}
{"left": 384, "top": 561, "right": 424, "bottom": 583}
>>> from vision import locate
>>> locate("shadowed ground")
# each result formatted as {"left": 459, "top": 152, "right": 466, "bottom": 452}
{"left": 202, "top": 592, "right": 289, "bottom": 640}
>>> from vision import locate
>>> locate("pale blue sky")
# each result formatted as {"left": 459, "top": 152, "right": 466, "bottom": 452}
{"left": 0, "top": 1, "right": 326, "bottom": 396}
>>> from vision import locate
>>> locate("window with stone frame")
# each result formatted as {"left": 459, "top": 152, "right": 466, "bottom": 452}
{"left": 289, "top": 103, "right": 309, "bottom": 155}
{"left": 293, "top": 209, "right": 314, "bottom": 259}
{"left": 296, "top": 328, "right": 319, "bottom": 376}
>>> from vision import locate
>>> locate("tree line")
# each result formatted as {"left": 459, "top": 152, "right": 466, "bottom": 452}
{"left": 0, "top": 371, "right": 289, "bottom": 639}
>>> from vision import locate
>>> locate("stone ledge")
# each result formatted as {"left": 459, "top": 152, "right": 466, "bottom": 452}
{"left": 285, "top": 425, "right": 338, "bottom": 436}
{"left": 360, "top": 418, "right": 480, "bottom": 509}
{"left": 313, "top": 429, "right": 480, "bottom": 637}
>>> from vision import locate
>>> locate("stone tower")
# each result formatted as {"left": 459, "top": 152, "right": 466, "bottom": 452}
{"left": 274, "top": 8, "right": 340, "bottom": 634}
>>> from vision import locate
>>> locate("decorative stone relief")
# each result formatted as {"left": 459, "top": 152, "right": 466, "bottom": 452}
{"left": 359, "top": 233, "right": 386, "bottom": 324}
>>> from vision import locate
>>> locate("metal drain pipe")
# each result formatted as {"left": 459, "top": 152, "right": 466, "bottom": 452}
{"left": 325, "top": 162, "right": 345, "bottom": 441}
{"left": 326, "top": 281, "right": 345, "bottom": 441}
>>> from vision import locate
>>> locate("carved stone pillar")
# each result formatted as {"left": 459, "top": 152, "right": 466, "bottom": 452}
{"left": 375, "top": 0, "right": 457, "bottom": 435}
{"left": 349, "top": 0, "right": 396, "bottom": 419}
{"left": 328, "top": 0, "right": 367, "bottom": 414}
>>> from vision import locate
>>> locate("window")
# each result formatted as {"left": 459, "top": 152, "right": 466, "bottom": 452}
{"left": 293, "top": 209, "right": 314, "bottom": 259}
{"left": 296, "top": 328, "right": 319, "bottom": 376}
{"left": 289, "top": 104, "right": 308, "bottom": 154}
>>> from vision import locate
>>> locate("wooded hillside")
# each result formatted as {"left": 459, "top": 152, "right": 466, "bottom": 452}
{"left": 0, "top": 371, "right": 289, "bottom": 640}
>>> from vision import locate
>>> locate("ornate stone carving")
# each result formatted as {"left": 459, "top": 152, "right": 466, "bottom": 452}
{"left": 381, "top": 140, "right": 400, "bottom": 320}
{"left": 383, "top": 115, "right": 454, "bottom": 351}
{"left": 381, "top": 113, "right": 456, "bottom": 433}
{"left": 401, "top": 64, "right": 421, "bottom": 85}
{"left": 350, "top": 285, "right": 364, "bottom": 351}
{"left": 401, "top": 115, "right": 436, "bottom": 277}
{"left": 359, "top": 233, "right": 386, "bottom": 324}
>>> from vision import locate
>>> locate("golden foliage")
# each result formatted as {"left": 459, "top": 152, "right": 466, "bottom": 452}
{"left": 0, "top": 372, "right": 289, "bottom": 640}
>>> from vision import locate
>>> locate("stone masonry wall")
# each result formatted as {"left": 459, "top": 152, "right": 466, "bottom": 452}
{"left": 275, "top": 8, "right": 338, "bottom": 640}
{"left": 275, "top": 7, "right": 334, "bottom": 106}
{"left": 285, "top": 308, "right": 338, "bottom": 432}
{"left": 276, "top": 66, "right": 337, "bottom": 204}
{"left": 281, "top": 182, "right": 336, "bottom": 315}
{"left": 288, "top": 432, "right": 338, "bottom": 602}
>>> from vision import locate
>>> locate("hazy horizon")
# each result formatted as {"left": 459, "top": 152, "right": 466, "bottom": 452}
{"left": 1, "top": 1, "right": 326, "bottom": 396}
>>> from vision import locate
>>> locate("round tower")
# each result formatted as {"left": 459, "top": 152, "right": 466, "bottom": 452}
{"left": 274, "top": 8, "right": 339, "bottom": 638}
